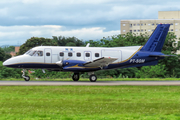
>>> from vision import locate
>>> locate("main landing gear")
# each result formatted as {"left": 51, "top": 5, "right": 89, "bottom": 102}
{"left": 22, "top": 69, "right": 30, "bottom": 81}
{"left": 89, "top": 74, "right": 97, "bottom": 82}
{"left": 72, "top": 72, "right": 97, "bottom": 82}
{"left": 88, "top": 72, "right": 97, "bottom": 82}
{"left": 72, "top": 73, "right": 80, "bottom": 81}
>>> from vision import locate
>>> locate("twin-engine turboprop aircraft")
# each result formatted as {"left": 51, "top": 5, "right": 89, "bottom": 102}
{"left": 3, "top": 24, "right": 171, "bottom": 82}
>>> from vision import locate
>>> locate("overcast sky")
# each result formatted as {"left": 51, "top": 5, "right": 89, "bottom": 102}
{"left": 0, "top": 0, "right": 180, "bottom": 45}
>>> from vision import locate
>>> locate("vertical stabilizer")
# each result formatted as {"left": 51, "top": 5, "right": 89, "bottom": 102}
{"left": 140, "top": 24, "right": 170, "bottom": 52}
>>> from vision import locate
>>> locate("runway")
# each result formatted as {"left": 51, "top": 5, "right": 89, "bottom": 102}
{"left": 1, "top": 81, "right": 180, "bottom": 86}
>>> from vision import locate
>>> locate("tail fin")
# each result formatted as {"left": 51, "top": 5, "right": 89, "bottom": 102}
{"left": 140, "top": 24, "right": 170, "bottom": 52}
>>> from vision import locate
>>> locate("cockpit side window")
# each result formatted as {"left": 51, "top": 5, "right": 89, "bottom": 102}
{"left": 33, "top": 51, "right": 38, "bottom": 56}
{"left": 38, "top": 51, "right": 43, "bottom": 56}
{"left": 34, "top": 51, "right": 43, "bottom": 56}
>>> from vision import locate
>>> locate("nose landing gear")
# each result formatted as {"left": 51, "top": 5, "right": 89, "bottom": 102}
{"left": 22, "top": 69, "right": 30, "bottom": 81}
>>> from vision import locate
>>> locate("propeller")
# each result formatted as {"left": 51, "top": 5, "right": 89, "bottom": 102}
{"left": 56, "top": 53, "right": 65, "bottom": 69}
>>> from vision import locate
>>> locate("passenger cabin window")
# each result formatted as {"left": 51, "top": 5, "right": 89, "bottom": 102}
{"left": 46, "top": 52, "right": 50, "bottom": 56}
{"left": 60, "top": 52, "right": 64, "bottom": 56}
{"left": 68, "top": 52, "right": 73, "bottom": 57}
{"left": 95, "top": 53, "right": 99, "bottom": 57}
{"left": 77, "top": 52, "right": 81, "bottom": 57}
{"left": 86, "top": 53, "right": 90, "bottom": 57}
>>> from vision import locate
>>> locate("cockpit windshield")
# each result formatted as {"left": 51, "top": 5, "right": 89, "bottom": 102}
{"left": 29, "top": 51, "right": 36, "bottom": 56}
{"left": 25, "top": 50, "right": 43, "bottom": 56}
{"left": 25, "top": 49, "right": 32, "bottom": 55}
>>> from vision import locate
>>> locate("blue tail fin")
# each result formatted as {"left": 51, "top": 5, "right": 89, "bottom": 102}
{"left": 140, "top": 24, "right": 170, "bottom": 52}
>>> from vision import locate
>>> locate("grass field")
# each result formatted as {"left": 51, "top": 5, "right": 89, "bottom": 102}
{"left": 1, "top": 86, "right": 180, "bottom": 119}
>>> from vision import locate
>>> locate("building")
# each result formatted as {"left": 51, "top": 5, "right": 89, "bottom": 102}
{"left": 10, "top": 46, "right": 20, "bottom": 57}
{"left": 158, "top": 11, "right": 180, "bottom": 19}
{"left": 15, "top": 46, "right": 20, "bottom": 53}
{"left": 121, "top": 19, "right": 178, "bottom": 36}
{"left": 121, "top": 11, "right": 180, "bottom": 53}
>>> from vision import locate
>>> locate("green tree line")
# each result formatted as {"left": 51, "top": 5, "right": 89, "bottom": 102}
{"left": 0, "top": 32, "right": 180, "bottom": 79}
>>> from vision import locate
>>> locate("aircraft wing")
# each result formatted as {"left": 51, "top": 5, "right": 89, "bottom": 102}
{"left": 83, "top": 57, "right": 118, "bottom": 67}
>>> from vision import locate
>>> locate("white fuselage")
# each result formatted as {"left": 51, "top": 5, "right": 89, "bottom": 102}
{"left": 6, "top": 46, "right": 142, "bottom": 65}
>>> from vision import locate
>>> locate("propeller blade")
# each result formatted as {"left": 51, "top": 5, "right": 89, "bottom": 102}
{"left": 56, "top": 61, "right": 63, "bottom": 67}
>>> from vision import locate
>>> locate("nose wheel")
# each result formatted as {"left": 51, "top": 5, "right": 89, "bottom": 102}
{"left": 24, "top": 76, "right": 30, "bottom": 81}
{"left": 72, "top": 73, "right": 80, "bottom": 81}
{"left": 22, "top": 69, "right": 30, "bottom": 81}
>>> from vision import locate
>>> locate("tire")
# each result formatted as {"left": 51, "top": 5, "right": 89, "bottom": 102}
{"left": 72, "top": 73, "right": 79, "bottom": 81}
{"left": 24, "top": 76, "right": 30, "bottom": 81}
{"left": 89, "top": 74, "right": 97, "bottom": 82}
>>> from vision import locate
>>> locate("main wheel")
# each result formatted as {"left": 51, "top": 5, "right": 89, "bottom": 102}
{"left": 72, "top": 73, "right": 79, "bottom": 81}
{"left": 24, "top": 76, "right": 30, "bottom": 81}
{"left": 89, "top": 74, "right": 97, "bottom": 82}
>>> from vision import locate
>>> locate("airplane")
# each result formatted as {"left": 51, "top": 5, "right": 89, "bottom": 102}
{"left": 3, "top": 24, "right": 171, "bottom": 82}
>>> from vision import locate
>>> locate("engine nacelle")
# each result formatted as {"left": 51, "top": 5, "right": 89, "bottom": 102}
{"left": 56, "top": 60, "right": 86, "bottom": 68}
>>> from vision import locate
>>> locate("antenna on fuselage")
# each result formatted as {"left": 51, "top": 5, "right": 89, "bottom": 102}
{"left": 86, "top": 43, "right": 90, "bottom": 47}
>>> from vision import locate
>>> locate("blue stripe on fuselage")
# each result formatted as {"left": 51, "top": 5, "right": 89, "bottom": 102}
{"left": 4, "top": 63, "right": 60, "bottom": 69}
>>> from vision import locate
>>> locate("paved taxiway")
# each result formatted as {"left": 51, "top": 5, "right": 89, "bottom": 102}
{"left": 1, "top": 81, "right": 180, "bottom": 86}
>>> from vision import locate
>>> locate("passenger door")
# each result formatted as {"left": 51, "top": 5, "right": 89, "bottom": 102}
{"left": 44, "top": 48, "right": 52, "bottom": 63}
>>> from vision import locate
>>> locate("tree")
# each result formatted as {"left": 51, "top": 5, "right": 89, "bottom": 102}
{"left": 0, "top": 61, "right": 21, "bottom": 78}
{"left": 158, "top": 32, "right": 180, "bottom": 77}
{"left": 85, "top": 33, "right": 149, "bottom": 47}
{"left": 2, "top": 46, "right": 15, "bottom": 53}
{"left": 3, "top": 54, "right": 12, "bottom": 61}
{"left": 17, "top": 37, "right": 58, "bottom": 55}
{"left": 52, "top": 36, "right": 85, "bottom": 46}
{"left": 66, "top": 42, "right": 76, "bottom": 46}
{"left": 135, "top": 64, "right": 167, "bottom": 78}
{"left": 0, "top": 48, "right": 5, "bottom": 61}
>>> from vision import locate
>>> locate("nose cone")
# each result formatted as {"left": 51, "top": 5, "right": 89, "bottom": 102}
{"left": 3, "top": 55, "right": 26, "bottom": 68}
{"left": 3, "top": 59, "right": 11, "bottom": 67}
{"left": 3, "top": 61, "right": 7, "bottom": 66}
{"left": 3, "top": 56, "right": 21, "bottom": 68}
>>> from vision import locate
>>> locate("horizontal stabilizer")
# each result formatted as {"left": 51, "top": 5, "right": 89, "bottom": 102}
{"left": 149, "top": 55, "right": 176, "bottom": 57}
{"left": 84, "top": 57, "right": 118, "bottom": 67}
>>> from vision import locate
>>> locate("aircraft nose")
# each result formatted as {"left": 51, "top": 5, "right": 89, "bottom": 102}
{"left": 3, "top": 55, "right": 25, "bottom": 68}
{"left": 3, "top": 57, "right": 17, "bottom": 67}
{"left": 3, "top": 60, "right": 10, "bottom": 66}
